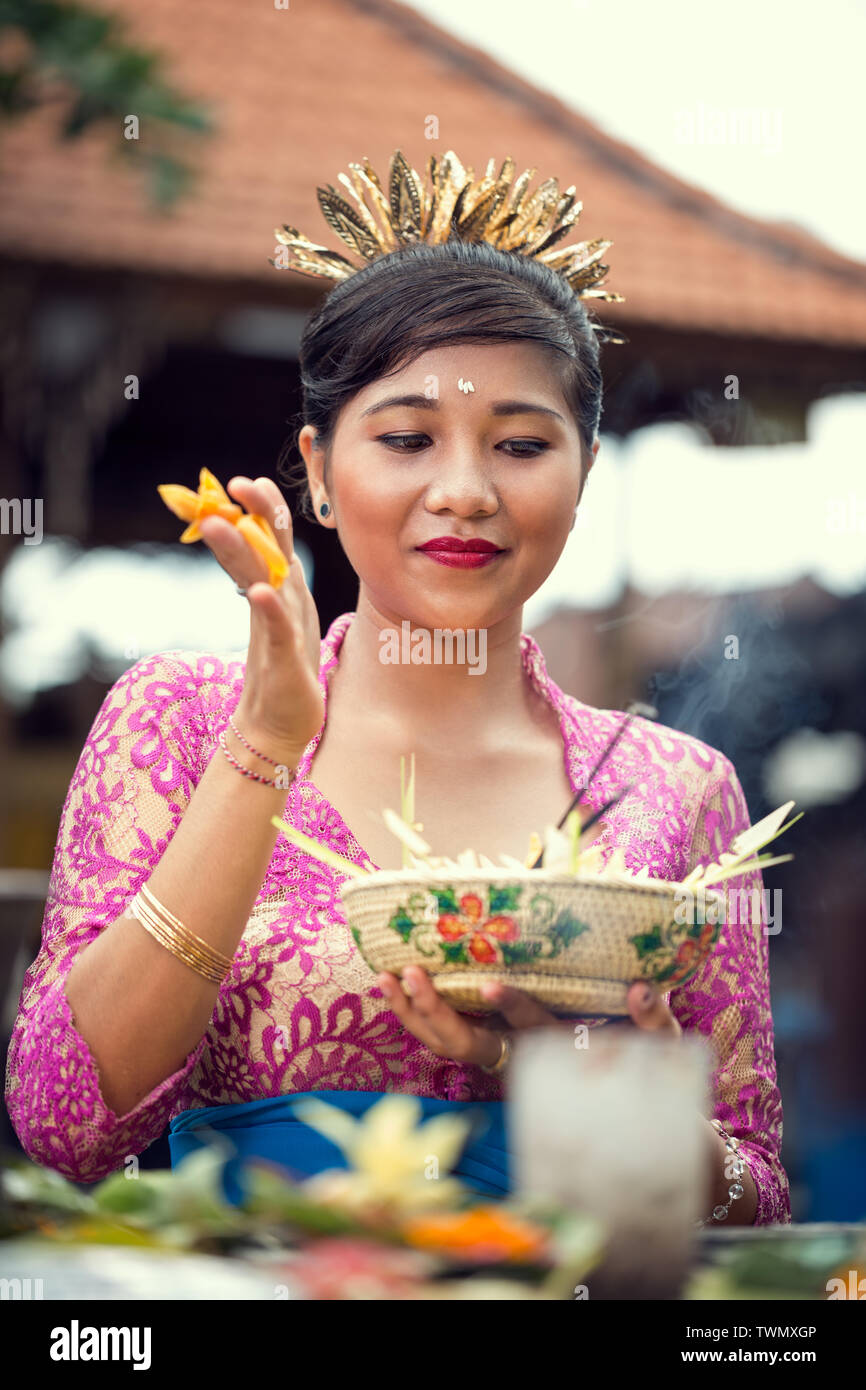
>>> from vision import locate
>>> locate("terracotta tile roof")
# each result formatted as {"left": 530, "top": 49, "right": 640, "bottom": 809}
{"left": 1, "top": 0, "right": 864, "bottom": 345}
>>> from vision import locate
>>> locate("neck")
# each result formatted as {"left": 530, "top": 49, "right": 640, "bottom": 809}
{"left": 334, "top": 593, "right": 534, "bottom": 741}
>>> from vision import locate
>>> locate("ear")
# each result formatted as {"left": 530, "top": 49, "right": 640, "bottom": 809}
{"left": 575, "top": 436, "right": 599, "bottom": 511}
{"left": 298, "top": 424, "right": 328, "bottom": 511}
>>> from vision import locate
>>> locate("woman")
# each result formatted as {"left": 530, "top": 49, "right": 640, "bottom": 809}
{"left": 4, "top": 151, "right": 789, "bottom": 1226}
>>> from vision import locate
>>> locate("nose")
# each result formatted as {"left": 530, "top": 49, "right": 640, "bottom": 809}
{"left": 422, "top": 451, "right": 499, "bottom": 518}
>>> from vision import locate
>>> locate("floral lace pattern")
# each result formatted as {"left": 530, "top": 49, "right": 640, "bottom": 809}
{"left": 4, "top": 612, "right": 789, "bottom": 1224}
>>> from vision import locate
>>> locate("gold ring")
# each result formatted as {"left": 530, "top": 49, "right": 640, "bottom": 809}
{"left": 481, "top": 1032, "right": 512, "bottom": 1075}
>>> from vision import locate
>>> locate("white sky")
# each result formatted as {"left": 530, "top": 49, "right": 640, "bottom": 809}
{"left": 409, "top": 0, "right": 866, "bottom": 260}
{"left": 2, "top": 0, "right": 864, "bottom": 700}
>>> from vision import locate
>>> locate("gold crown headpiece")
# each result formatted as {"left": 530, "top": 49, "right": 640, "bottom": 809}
{"left": 273, "top": 149, "right": 625, "bottom": 340}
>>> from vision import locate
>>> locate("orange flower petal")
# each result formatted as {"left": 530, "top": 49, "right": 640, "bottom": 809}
{"left": 157, "top": 484, "right": 200, "bottom": 523}
{"left": 459, "top": 893, "right": 484, "bottom": 922}
{"left": 437, "top": 915, "right": 466, "bottom": 941}
{"left": 235, "top": 513, "right": 290, "bottom": 587}
{"left": 158, "top": 472, "right": 289, "bottom": 588}
{"left": 402, "top": 1205, "right": 548, "bottom": 1262}
{"left": 198, "top": 466, "right": 232, "bottom": 502}
{"left": 482, "top": 915, "right": 519, "bottom": 942}
{"left": 197, "top": 495, "right": 244, "bottom": 524}
{"left": 469, "top": 934, "right": 497, "bottom": 964}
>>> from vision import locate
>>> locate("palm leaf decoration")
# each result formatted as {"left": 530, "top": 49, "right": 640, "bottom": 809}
{"left": 273, "top": 147, "right": 625, "bottom": 333}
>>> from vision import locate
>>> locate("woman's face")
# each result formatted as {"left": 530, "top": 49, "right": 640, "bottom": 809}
{"left": 299, "top": 340, "right": 598, "bottom": 632}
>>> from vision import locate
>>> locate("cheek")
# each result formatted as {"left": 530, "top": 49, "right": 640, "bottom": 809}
{"left": 510, "top": 472, "right": 579, "bottom": 535}
{"left": 333, "top": 457, "right": 397, "bottom": 518}
{"left": 331, "top": 457, "right": 412, "bottom": 563}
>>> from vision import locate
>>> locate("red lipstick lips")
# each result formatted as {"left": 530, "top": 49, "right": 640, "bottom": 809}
{"left": 416, "top": 536, "right": 506, "bottom": 569}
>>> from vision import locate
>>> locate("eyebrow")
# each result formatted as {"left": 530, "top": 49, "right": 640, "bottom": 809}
{"left": 360, "top": 393, "right": 566, "bottom": 424}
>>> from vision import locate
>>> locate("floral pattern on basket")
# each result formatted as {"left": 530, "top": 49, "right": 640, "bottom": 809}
{"left": 349, "top": 875, "right": 721, "bottom": 997}
{"left": 335, "top": 766, "right": 798, "bottom": 1017}
{"left": 374, "top": 884, "right": 591, "bottom": 968}
{"left": 629, "top": 913, "right": 718, "bottom": 989}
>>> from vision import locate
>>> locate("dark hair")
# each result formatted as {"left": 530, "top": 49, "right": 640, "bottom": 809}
{"left": 278, "top": 238, "right": 607, "bottom": 521}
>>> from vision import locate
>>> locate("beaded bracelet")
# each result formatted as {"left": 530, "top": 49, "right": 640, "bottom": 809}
{"left": 695, "top": 1118, "right": 749, "bottom": 1228}
{"left": 218, "top": 728, "right": 298, "bottom": 788}
{"left": 228, "top": 713, "right": 280, "bottom": 767}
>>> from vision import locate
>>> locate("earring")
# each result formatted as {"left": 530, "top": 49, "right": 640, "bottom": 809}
{"left": 319, "top": 501, "right": 330, "bottom": 518}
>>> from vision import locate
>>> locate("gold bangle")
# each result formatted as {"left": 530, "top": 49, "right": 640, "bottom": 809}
{"left": 128, "top": 889, "right": 232, "bottom": 985}
{"left": 129, "top": 895, "right": 227, "bottom": 984}
{"left": 138, "top": 883, "right": 229, "bottom": 966}
{"left": 130, "top": 897, "right": 228, "bottom": 985}
{"left": 137, "top": 884, "right": 232, "bottom": 978}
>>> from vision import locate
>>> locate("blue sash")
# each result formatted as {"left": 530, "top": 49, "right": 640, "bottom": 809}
{"left": 168, "top": 1091, "right": 511, "bottom": 1207}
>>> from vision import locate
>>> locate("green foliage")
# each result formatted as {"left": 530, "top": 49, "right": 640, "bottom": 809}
{"left": 0, "top": 1143, "right": 370, "bottom": 1249}
{"left": 430, "top": 887, "right": 460, "bottom": 915}
{"left": 388, "top": 908, "right": 416, "bottom": 943}
{"left": 630, "top": 925, "right": 664, "bottom": 955}
{"left": 547, "top": 913, "right": 590, "bottom": 951}
{"left": 488, "top": 884, "right": 522, "bottom": 914}
{"left": 686, "top": 1234, "right": 861, "bottom": 1300}
{"left": 0, "top": 0, "right": 212, "bottom": 207}
{"left": 500, "top": 940, "right": 544, "bottom": 966}
{"left": 241, "top": 1164, "right": 370, "bottom": 1238}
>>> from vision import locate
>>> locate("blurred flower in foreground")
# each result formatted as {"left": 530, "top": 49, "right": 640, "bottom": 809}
{"left": 401, "top": 1204, "right": 551, "bottom": 1264}
{"left": 281, "top": 1237, "right": 437, "bottom": 1300}
{"left": 289, "top": 1094, "right": 473, "bottom": 1218}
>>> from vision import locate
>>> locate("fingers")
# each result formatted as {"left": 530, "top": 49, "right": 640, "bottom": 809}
{"left": 626, "top": 981, "right": 682, "bottom": 1038}
{"left": 378, "top": 971, "right": 681, "bottom": 1048}
{"left": 377, "top": 968, "right": 424, "bottom": 1021}
{"left": 197, "top": 512, "right": 270, "bottom": 592}
{"left": 199, "top": 474, "right": 304, "bottom": 605}
{"left": 378, "top": 968, "right": 612, "bottom": 1065}
{"left": 376, "top": 970, "right": 681, "bottom": 1071}
{"left": 376, "top": 967, "right": 475, "bottom": 1060}
{"left": 379, "top": 966, "right": 448, "bottom": 1025}
{"left": 479, "top": 980, "right": 560, "bottom": 1030}
{"left": 227, "top": 475, "right": 296, "bottom": 569}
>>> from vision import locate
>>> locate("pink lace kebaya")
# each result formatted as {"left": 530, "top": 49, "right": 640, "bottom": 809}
{"left": 4, "top": 610, "right": 790, "bottom": 1224}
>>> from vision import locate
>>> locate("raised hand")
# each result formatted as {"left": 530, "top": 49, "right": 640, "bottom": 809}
{"left": 197, "top": 475, "right": 324, "bottom": 766}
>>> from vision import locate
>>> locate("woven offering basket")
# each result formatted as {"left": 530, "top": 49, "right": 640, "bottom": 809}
{"left": 340, "top": 869, "right": 725, "bottom": 1018}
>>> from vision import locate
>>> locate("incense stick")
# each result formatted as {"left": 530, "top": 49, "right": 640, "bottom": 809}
{"left": 531, "top": 710, "right": 637, "bottom": 869}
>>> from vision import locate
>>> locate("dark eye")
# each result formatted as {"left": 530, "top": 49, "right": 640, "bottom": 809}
{"left": 378, "top": 433, "right": 430, "bottom": 452}
{"left": 497, "top": 439, "right": 550, "bottom": 458}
